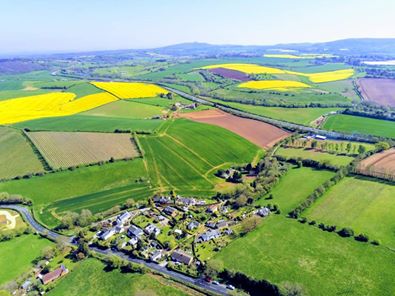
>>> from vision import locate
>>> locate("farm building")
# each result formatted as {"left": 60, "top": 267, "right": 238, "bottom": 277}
{"left": 128, "top": 225, "right": 144, "bottom": 237}
{"left": 99, "top": 228, "right": 116, "bottom": 240}
{"left": 116, "top": 211, "right": 131, "bottom": 225}
{"left": 171, "top": 250, "right": 193, "bottom": 265}
{"left": 40, "top": 265, "right": 68, "bottom": 285}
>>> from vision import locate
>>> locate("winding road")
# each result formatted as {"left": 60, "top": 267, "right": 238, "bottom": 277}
{"left": 0, "top": 204, "right": 228, "bottom": 296}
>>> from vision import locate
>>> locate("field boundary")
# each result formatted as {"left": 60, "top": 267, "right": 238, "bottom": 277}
{"left": 21, "top": 129, "right": 52, "bottom": 171}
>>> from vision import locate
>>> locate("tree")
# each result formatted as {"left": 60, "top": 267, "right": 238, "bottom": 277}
{"left": 375, "top": 141, "right": 390, "bottom": 152}
{"left": 346, "top": 142, "right": 352, "bottom": 154}
{"left": 77, "top": 209, "right": 93, "bottom": 227}
{"left": 358, "top": 145, "right": 366, "bottom": 154}
{"left": 166, "top": 92, "right": 173, "bottom": 100}
{"left": 41, "top": 246, "right": 55, "bottom": 260}
{"left": 338, "top": 227, "right": 354, "bottom": 237}
{"left": 241, "top": 216, "right": 260, "bottom": 234}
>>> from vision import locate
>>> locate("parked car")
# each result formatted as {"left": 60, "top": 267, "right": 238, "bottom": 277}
{"left": 212, "top": 281, "right": 219, "bottom": 285}
{"left": 226, "top": 284, "right": 235, "bottom": 290}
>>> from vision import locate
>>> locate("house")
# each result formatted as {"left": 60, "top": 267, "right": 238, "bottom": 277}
{"left": 206, "top": 221, "right": 217, "bottom": 229}
{"left": 115, "top": 224, "right": 125, "bottom": 234}
{"left": 153, "top": 196, "right": 171, "bottom": 204}
{"left": 99, "top": 228, "right": 116, "bottom": 240}
{"left": 116, "top": 212, "right": 131, "bottom": 225}
{"left": 40, "top": 265, "right": 68, "bottom": 285}
{"left": 206, "top": 204, "right": 219, "bottom": 214}
{"left": 174, "top": 229, "right": 183, "bottom": 236}
{"left": 128, "top": 225, "right": 144, "bottom": 237}
{"left": 187, "top": 221, "right": 199, "bottom": 230}
{"left": 257, "top": 207, "right": 270, "bottom": 217}
{"left": 164, "top": 206, "right": 178, "bottom": 217}
{"left": 176, "top": 197, "right": 196, "bottom": 206}
{"left": 171, "top": 250, "right": 193, "bottom": 265}
{"left": 144, "top": 224, "right": 161, "bottom": 237}
{"left": 224, "top": 228, "right": 233, "bottom": 235}
{"left": 196, "top": 200, "right": 206, "bottom": 206}
{"left": 21, "top": 280, "right": 32, "bottom": 291}
{"left": 198, "top": 230, "right": 220, "bottom": 242}
{"left": 150, "top": 250, "right": 162, "bottom": 262}
{"left": 216, "top": 220, "right": 228, "bottom": 229}
{"left": 128, "top": 236, "right": 139, "bottom": 246}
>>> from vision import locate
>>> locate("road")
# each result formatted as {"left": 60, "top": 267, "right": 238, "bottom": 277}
{"left": 161, "top": 85, "right": 380, "bottom": 143}
{"left": 0, "top": 204, "right": 229, "bottom": 296}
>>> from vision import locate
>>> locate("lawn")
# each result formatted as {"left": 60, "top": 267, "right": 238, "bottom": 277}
{"left": 48, "top": 258, "right": 190, "bottom": 296}
{"left": 13, "top": 115, "right": 164, "bottom": 133}
{"left": 275, "top": 147, "right": 354, "bottom": 167}
{"left": 0, "top": 127, "right": 44, "bottom": 180}
{"left": 139, "top": 119, "right": 259, "bottom": 194}
{"left": 210, "top": 100, "right": 342, "bottom": 125}
{"left": 256, "top": 167, "right": 334, "bottom": 213}
{"left": 0, "top": 234, "right": 52, "bottom": 286}
{"left": 323, "top": 114, "right": 395, "bottom": 139}
{"left": 304, "top": 176, "right": 395, "bottom": 248}
{"left": 213, "top": 215, "right": 395, "bottom": 296}
{"left": 0, "top": 159, "right": 150, "bottom": 227}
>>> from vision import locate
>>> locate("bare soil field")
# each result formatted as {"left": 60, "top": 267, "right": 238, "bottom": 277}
{"left": 180, "top": 109, "right": 289, "bottom": 148}
{"left": 208, "top": 67, "right": 250, "bottom": 81}
{"left": 27, "top": 132, "right": 140, "bottom": 169}
{"left": 358, "top": 78, "right": 395, "bottom": 107}
{"left": 357, "top": 148, "right": 395, "bottom": 180}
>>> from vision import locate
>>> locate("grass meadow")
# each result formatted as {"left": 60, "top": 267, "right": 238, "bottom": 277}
{"left": 213, "top": 215, "right": 395, "bottom": 296}
{"left": 323, "top": 114, "right": 395, "bottom": 138}
{"left": 304, "top": 176, "right": 395, "bottom": 248}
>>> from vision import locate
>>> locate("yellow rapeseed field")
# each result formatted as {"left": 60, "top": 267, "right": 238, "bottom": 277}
{"left": 202, "top": 63, "right": 354, "bottom": 83}
{"left": 238, "top": 80, "right": 311, "bottom": 91}
{"left": 0, "top": 92, "right": 118, "bottom": 125}
{"left": 202, "top": 63, "right": 286, "bottom": 74}
{"left": 92, "top": 82, "right": 169, "bottom": 99}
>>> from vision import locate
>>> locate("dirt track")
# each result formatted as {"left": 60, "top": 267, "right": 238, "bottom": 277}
{"left": 180, "top": 109, "right": 290, "bottom": 148}
{"left": 358, "top": 78, "right": 395, "bottom": 107}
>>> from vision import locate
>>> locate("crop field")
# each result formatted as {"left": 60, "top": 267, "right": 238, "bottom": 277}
{"left": 48, "top": 259, "right": 190, "bottom": 296}
{"left": 201, "top": 63, "right": 354, "bottom": 83}
{"left": 139, "top": 119, "right": 259, "bottom": 194}
{"left": 13, "top": 115, "right": 163, "bottom": 133}
{"left": 357, "top": 148, "right": 395, "bottom": 179}
{"left": 207, "top": 67, "right": 250, "bottom": 81}
{"left": 238, "top": 80, "right": 311, "bottom": 91}
{"left": 256, "top": 167, "right": 334, "bottom": 212}
{"left": 0, "top": 159, "right": 148, "bottom": 225}
{"left": 92, "top": 82, "right": 168, "bottom": 99}
{"left": 0, "top": 235, "right": 52, "bottom": 286}
{"left": 180, "top": 110, "right": 289, "bottom": 148}
{"left": 27, "top": 131, "right": 140, "bottom": 169}
{"left": 82, "top": 99, "right": 164, "bottom": 118}
{"left": 304, "top": 176, "right": 395, "bottom": 248}
{"left": 275, "top": 147, "right": 354, "bottom": 167}
{"left": 209, "top": 100, "right": 342, "bottom": 125}
{"left": 0, "top": 127, "right": 44, "bottom": 180}
{"left": 213, "top": 216, "right": 395, "bottom": 296}
{"left": 323, "top": 114, "right": 395, "bottom": 138}
{"left": 0, "top": 92, "right": 118, "bottom": 125}
{"left": 357, "top": 78, "right": 395, "bottom": 107}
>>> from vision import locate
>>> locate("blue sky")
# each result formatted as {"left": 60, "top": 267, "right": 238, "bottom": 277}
{"left": 0, "top": 0, "right": 394, "bottom": 53}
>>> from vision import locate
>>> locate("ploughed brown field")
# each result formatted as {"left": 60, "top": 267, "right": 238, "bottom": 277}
{"left": 27, "top": 131, "right": 140, "bottom": 169}
{"left": 208, "top": 67, "right": 250, "bottom": 81}
{"left": 357, "top": 148, "right": 395, "bottom": 180}
{"left": 358, "top": 78, "right": 395, "bottom": 107}
{"left": 180, "top": 109, "right": 290, "bottom": 148}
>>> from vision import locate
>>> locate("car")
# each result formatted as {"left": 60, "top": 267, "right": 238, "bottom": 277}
{"left": 226, "top": 284, "right": 235, "bottom": 290}
{"left": 212, "top": 281, "right": 219, "bottom": 285}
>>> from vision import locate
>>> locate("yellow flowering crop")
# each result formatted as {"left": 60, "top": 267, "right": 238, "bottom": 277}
{"left": 201, "top": 63, "right": 354, "bottom": 83}
{"left": 0, "top": 92, "right": 118, "bottom": 125}
{"left": 238, "top": 80, "right": 311, "bottom": 91}
{"left": 92, "top": 82, "right": 168, "bottom": 99}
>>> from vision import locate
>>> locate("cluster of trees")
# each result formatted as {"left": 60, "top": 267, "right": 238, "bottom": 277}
{"left": 276, "top": 156, "right": 339, "bottom": 172}
{"left": 364, "top": 67, "right": 395, "bottom": 79}
{"left": 0, "top": 225, "right": 32, "bottom": 242}
{"left": 344, "top": 104, "right": 395, "bottom": 122}
{"left": 58, "top": 209, "right": 94, "bottom": 230}
{"left": 103, "top": 255, "right": 147, "bottom": 274}
{"left": 0, "top": 192, "right": 32, "bottom": 205}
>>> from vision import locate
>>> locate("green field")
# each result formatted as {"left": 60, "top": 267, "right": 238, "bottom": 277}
{"left": 83, "top": 99, "right": 164, "bottom": 118}
{"left": 257, "top": 167, "right": 334, "bottom": 212}
{"left": 304, "top": 176, "right": 395, "bottom": 248}
{"left": 139, "top": 119, "right": 259, "bottom": 194}
{"left": 211, "top": 99, "right": 342, "bottom": 125}
{"left": 213, "top": 216, "right": 395, "bottom": 296}
{"left": 0, "top": 127, "right": 44, "bottom": 180}
{"left": 323, "top": 114, "right": 395, "bottom": 138}
{"left": 48, "top": 258, "right": 190, "bottom": 296}
{"left": 275, "top": 147, "right": 354, "bottom": 167}
{"left": 67, "top": 82, "right": 104, "bottom": 98}
{"left": 13, "top": 115, "right": 164, "bottom": 133}
{"left": 0, "top": 235, "right": 52, "bottom": 286}
{"left": 0, "top": 159, "right": 149, "bottom": 226}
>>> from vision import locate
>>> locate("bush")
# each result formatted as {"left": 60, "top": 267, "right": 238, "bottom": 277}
{"left": 338, "top": 227, "right": 354, "bottom": 237}
{"left": 355, "top": 233, "right": 369, "bottom": 242}
{"left": 371, "top": 240, "right": 380, "bottom": 246}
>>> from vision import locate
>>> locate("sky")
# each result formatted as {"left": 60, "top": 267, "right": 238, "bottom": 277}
{"left": 0, "top": 0, "right": 394, "bottom": 54}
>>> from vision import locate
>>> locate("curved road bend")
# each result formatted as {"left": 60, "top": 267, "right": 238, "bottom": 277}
{"left": 0, "top": 204, "right": 228, "bottom": 296}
